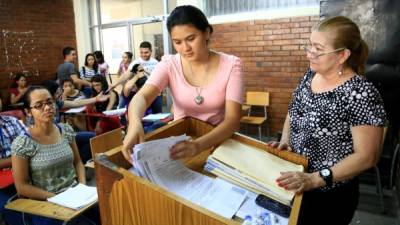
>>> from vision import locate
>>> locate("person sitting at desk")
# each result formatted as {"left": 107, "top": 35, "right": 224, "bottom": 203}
{"left": 121, "top": 5, "right": 243, "bottom": 163}
{"left": 268, "top": 16, "right": 386, "bottom": 225}
{"left": 90, "top": 75, "right": 120, "bottom": 134}
{"left": 11, "top": 86, "right": 99, "bottom": 225}
{"left": 0, "top": 115, "right": 25, "bottom": 225}
{"left": 9, "top": 73, "right": 29, "bottom": 106}
{"left": 59, "top": 78, "right": 86, "bottom": 131}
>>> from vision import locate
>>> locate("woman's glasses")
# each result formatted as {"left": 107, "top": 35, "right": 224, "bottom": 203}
{"left": 138, "top": 69, "right": 144, "bottom": 72}
{"left": 30, "top": 99, "right": 55, "bottom": 110}
{"left": 302, "top": 43, "right": 345, "bottom": 59}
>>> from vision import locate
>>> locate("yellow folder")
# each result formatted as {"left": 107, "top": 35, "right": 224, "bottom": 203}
{"left": 208, "top": 139, "right": 304, "bottom": 205}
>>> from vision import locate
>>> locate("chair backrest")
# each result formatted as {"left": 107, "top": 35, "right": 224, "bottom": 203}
{"left": 89, "top": 127, "right": 123, "bottom": 157}
{"left": 246, "top": 92, "right": 269, "bottom": 107}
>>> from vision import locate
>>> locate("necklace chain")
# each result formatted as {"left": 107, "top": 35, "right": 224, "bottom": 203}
{"left": 188, "top": 51, "right": 210, "bottom": 105}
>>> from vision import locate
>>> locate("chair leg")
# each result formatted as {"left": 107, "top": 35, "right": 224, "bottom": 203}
{"left": 390, "top": 143, "right": 400, "bottom": 188}
{"left": 374, "top": 165, "right": 385, "bottom": 213}
{"left": 258, "top": 125, "right": 262, "bottom": 141}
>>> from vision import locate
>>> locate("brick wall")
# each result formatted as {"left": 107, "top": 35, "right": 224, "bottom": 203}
{"left": 211, "top": 15, "right": 319, "bottom": 135}
{"left": 0, "top": 0, "right": 76, "bottom": 92}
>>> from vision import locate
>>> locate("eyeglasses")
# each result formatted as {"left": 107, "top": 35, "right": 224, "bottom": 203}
{"left": 30, "top": 100, "right": 55, "bottom": 110}
{"left": 138, "top": 69, "right": 144, "bottom": 72}
{"left": 302, "top": 44, "right": 345, "bottom": 59}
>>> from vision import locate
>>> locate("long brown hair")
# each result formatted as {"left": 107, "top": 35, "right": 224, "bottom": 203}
{"left": 314, "top": 16, "right": 368, "bottom": 75}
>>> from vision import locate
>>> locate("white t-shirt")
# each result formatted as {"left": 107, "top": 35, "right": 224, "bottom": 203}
{"left": 128, "top": 57, "right": 158, "bottom": 77}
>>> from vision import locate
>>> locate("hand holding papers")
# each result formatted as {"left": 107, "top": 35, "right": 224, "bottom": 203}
{"left": 47, "top": 184, "right": 97, "bottom": 210}
{"left": 130, "top": 135, "right": 247, "bottom": 219}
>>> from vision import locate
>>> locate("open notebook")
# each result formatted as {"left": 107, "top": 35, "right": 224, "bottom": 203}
{"left": 47, "top": 184, "right": 98, "bottom": 210}
{"left": 205, "top": 139, "right": 304, "bottom": 206}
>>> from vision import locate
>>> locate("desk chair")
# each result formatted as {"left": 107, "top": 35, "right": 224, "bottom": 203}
{"left": 240, "top": 91, "right": 269, "bottom": 140}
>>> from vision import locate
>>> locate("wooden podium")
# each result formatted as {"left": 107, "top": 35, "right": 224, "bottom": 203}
{"left": 95, "top": 118, "right": 307, "bottom": 225}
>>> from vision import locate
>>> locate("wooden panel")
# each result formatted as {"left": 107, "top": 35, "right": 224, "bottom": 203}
{"left": 90, "top": 127, "right": 123, "bottom": 156}
{"left": 95, "top": 118, "right": 307, "bottom": 225}
{"left": 5, "top": 198, "right": 95, "bottom": 221}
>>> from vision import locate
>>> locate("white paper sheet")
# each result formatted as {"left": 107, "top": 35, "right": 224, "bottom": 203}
{"left": 131, "top": 135, "right": 246, "bottom": 219}
{"left": 142, "top": 113, "right": 171, "bottom": 121}
{"left": 47, "top": 184, "right": 98, "bottom": 210}
{"left": 102, "top": 108, "right": 127, "bottom": 116}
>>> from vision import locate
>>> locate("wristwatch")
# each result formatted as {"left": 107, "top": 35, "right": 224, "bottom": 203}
{"left": 319, "top": 168, "right": 333, "bottom": 187}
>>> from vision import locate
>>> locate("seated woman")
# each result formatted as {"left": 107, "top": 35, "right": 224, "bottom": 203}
{"left": 90, "top": 75, "right": 121, "bottom": 134}
{"left": 59, "top": 79, "right": 86, "bottom": 131}
{"left": 9, "top": 73, "right": 29, "bottom": 106}
{"left": 80, "top": 53, "right": 100, "bottom": 98}
{"left": 11, "top": 86, "right": 98, "bottom": 225}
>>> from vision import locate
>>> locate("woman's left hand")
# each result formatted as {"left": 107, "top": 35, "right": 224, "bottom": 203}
{"left": 276, "top": 171, "right": 322, "bottom": 194}
{"left": 170, "top": 140, "right": 200, "bottom": 159}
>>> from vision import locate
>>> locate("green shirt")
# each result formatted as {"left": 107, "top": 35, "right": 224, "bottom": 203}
{"left": 11, "top": 123, "right": 78, "bottom": 194}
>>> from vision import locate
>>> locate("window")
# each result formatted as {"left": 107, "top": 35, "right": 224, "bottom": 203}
{"left": 203, "top": 0, "right": 319, "bottom": 17}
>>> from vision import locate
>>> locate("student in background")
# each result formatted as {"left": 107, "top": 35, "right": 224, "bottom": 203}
{"left": 59, "top": 79, "right": 86, "bottom": 131}
{"left": 90, "top": 75, "right": 120, "bottom": 134}
{"left": 56, "top": 47, "right": 91, "bottom": 90}
{"left": 131, "top": 41, "right": 158, "bottom": 77}
{"left": 122, "top": 5, "right": 243, "bottom": 162}
{"left": 93, "top": 50, "right": 109, "bottom": 77}
{"left": 117, "top": 51, "right": 133, "bottom": 79}
{"left": 11, "top": 86, "right": 99, "bottom": 225}
{"left": 0, "top": 115, "right": 25, "bottom": 225}
{"left": 79, "top": 53, "right": 100, "bottom": 82}
{"left": 9, "top": 73, "right": 29, "bottom": 105}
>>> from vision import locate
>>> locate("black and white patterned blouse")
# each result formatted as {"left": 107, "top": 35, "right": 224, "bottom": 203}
{"left": 288, "top": 69, "right": 386, "bottom": 190}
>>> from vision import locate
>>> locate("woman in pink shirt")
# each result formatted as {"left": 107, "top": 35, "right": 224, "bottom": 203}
{"left": 122, "top": 5, "right": 243, "bottom": 163}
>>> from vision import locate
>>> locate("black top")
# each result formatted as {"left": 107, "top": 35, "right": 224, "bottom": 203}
{"left": 288, "top": 69, "right": 386, "bottom": 191}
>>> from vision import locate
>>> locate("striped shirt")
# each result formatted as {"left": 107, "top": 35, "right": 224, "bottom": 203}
{"left": 0, "top": 115, "right": 26, "bottom": 158}
{"left": 79, "top": 66, "right": 100, "bottom": 81}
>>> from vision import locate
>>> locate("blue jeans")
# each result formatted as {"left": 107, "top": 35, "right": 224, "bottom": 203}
{"left": 76, "top": 131, "right": 96, "bottom": 163}
{"left": 0, "top": 185, "right": 23, "bottom": 225}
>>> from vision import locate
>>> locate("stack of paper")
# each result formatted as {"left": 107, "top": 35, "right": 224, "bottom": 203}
{"left": 205, "top": 139, "right": 304, "bottom": 206}
{"left": 47, "top": 184, "right": 98, "bottom": 210}
{"left": 131, "top": 135, "right": 247, "bottom": 219}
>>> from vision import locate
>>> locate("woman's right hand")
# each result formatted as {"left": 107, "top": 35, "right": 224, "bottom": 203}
{"left": 122, "top": 119, "right": 145, "bottom": 164}
{"left": 266, "top": 141, "right": 292, "bottom": 151}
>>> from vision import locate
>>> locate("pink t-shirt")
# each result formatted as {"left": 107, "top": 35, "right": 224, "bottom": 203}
{"left": 147, "top": 52, "right": 243, "bottom": 125}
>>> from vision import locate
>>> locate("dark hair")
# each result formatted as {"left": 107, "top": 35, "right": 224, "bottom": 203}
{"left": 93, "top": 51, "right": 105, "bottom": 64}
{"left": 124, "top": 52, "right": 133, "bottom": 60}
{"left": 22, "top": 86, "right": 49, "bottom": 110}
{"left": 130, "top": 64, "right": 141, "bottom": 74}
{"left": 84, "top": 53, "right": 99, "bottom": 71}
{"left": 10, "top": 73, "right": 26, "bottom": 88}
{"left": 61, "top": 78, "right": 74, "bottom": 87}
{"left": 63, "top": 47, "right": 76, "bottom": 58}
{"left": 135, "top": 76, "right": 147, "bottom": 89}
{"left": 167, "top": 5, "right": 213, "bottom": 35}
{"left": 41, "top": 80, "right": 59, "bottom": 97}
{"left": 139, "top": 41, "right": 152, "bottom": 50}
{"left": 91, "top": 75, "right": 109, "bottom": 94}
{"left": 314, "top": 16, "right": 369, "bottom": 75}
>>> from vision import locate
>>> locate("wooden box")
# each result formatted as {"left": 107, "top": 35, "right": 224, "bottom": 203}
{"left": 95, "top": 118, "right": 307, "bottom": 225}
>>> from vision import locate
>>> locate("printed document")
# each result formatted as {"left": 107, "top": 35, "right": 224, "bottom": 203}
{"left": 47, "top": 184, "right": 98, "bottom": 210}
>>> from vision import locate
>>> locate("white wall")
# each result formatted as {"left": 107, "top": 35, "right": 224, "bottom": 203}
{"left": 73, "top": 0, "right": 92, "bottom": 68}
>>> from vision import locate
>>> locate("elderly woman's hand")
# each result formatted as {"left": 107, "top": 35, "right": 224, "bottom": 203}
{"left": 276, "top": 171, "right": 325, "bottom": 194}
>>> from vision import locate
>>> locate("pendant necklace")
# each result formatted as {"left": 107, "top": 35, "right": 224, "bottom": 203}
{"left": 188, "top": 52, "right": 210, "bottom": 105}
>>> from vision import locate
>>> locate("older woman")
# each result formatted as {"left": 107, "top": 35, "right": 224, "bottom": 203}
{"left": 268, "top": 16, "right": 386, "bottom": 225}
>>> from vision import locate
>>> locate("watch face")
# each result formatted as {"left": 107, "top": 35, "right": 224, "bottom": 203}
{"left": 321, "top": 169, "right": 330, "bottom": 176}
